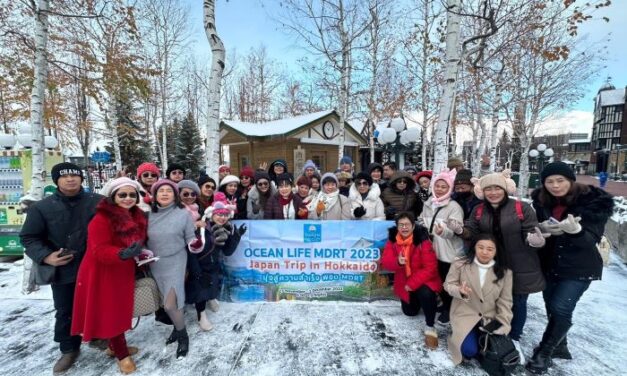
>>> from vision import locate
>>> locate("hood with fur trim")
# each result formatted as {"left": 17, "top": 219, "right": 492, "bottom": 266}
{"left": 389, "top": 171, "right": 416, "bottom": 192}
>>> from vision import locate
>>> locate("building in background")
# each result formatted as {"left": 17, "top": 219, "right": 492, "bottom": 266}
{"left": 590, "top": 81, "right": 627, "bottom": 174}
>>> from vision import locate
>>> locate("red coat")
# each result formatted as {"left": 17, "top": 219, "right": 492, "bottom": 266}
{"left": 381, "top": 226, "right": 442, "bottom": 303}
{"left": 71, "top": 200, "right": 147, "bottom": 341}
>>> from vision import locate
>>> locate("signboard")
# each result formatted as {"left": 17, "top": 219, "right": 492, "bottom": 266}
{"left": 222, "top": 220, "right": 395, "bottom": 302}
{"left": 90, "top": 151, "right": 111, "bottom": 163}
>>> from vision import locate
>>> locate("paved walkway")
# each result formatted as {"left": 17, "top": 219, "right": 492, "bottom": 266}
{"left": 575, "top": 174, "right": 627, "bottom": 197}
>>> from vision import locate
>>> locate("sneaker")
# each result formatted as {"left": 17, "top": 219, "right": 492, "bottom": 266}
{"left": 424, "top": 327, "right": 439, "bottom": 350}
{"left": 512, "top": 339, "right": 525, "bottom": 365}
{"left": 52, "top": 350, "right": 80, "bottom": 374}
{"left": 207, "top": 299, "right": 220, "bottom": 312}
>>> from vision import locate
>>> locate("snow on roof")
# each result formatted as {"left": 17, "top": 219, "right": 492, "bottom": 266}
{"left": 347, "top": 118, "right": 365, "bottom": 134}
{"left": 222, "top": 110, "right": 343, "bottom": 137}
{"left": 599, "top": 88, "right": 625, "bottom": 107}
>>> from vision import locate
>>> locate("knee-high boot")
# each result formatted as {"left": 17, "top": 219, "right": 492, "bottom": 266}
{"left": 526, "top": 318, "right": 571, "bottom": 374}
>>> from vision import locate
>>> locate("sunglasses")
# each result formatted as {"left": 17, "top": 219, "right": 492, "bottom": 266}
{"left": 170, "top": 170, "right": 184, "bottom": 175}
{"left": 240, "top": 176, "right": 251, "bottom": 179}
{"left": 141, "top": 172, "right": 159, "bottom": 178}
{"left": 203, "top": 184, "right": 216, "bottom": 190}
{"left": 116, "top": 192, "right": 137, "bottom": 199}
{"left": 257, "top": 182, "right": 269, "bottom": 187}
{"left": 181, "top": 192, "right": 197, "bottom": 198}
{"left": 397, "top": 180, "right": 408, "bottom": 184}
{"left": 356, "top": 181, "right": 370, "bottom": 186}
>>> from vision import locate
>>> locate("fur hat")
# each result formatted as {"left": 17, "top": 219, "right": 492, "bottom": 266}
{"left": 340, "top": 156, "right": 353, "bottom": 166}
{"left": 296, "top": 175, "right": 311, "bottom": 188}
{"left": 321, "top": 172, "right": 339, "bottom": 186}
{"left": 219, "top": 174, "right": 240, "bottom": 187}
{"left": 335, "top": 171, "right": 352, "bottom": 182}
{"left": 51, "top": 162, "right": 83, "bottom": 185}
{"left": 474, "top": 169, "right": 517, "bottom": 199}
{"left": 540, "top": 162, "right": 576, "bottom": 184}
{"left": 206, "top": 191, "right": 236, "bottom": 218}
{"left": 136, "top": 162, "right": 160, "bottom": 178}
{"left": 103, "top": 177, "right": 141, "bottom": 198}
{"left": 151, "top": 179, "right": 179, "bottom": 197}
{"left": 354, "top": 171, "right": 373, "bottom": 186}
{"left": 177, "top": 179, "right": 200, "bottom": 195}
{"left": 165, "top": 162, "right": 186, "bottom": 178}
{"left": 454, "top": 169, "right": 473, "bottom": 186}
{"left": 239, "top": 166, "right": 255, "bottom": 181}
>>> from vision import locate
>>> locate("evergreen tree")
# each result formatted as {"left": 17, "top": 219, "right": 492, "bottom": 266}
{"left": 106, "top": 92, "right": 152, "bottom": 173}
{"left": 174, "top": 112, "right": 203, "bottom": 177}
{"left": 160, "top": 117, "right": 182, "bottom": 166}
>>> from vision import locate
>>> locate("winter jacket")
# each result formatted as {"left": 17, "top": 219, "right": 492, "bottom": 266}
{"left": 420, "top": 198, "right": 465, "bottom": 263}
{"left": 71, "top": 201, "right": 147, "bottom": 341}
{"left": 531, "top": 185, "right": 614, "bottom": 281}
{"left": 381, "top": 171, "right": 423, "bottom": 219}
{"left": 186, "top": 222, "right": 242, "bottom": 303}
{"left": 381, "top": 226, "right": 442, "bottom": 303}
{"left": 452, "top": 192, "right": 482, "bottom": 220}
{"left": 308, "top": 192, "right": 352, "bottom": 220}
{"left": 264, "top": 193, "right": 307, "bottom": 220}
{"left": 348, "top": 183, "right": 385, "bottom": 220}
{"left": 222, "top": 191, "right": 248, "bottom": 220}
{"left": 20, "top": 190, "right": 103, "bottom": 285}
{"left": 463, "top": 198, "right": 544, "bottom": 294}
{"left": 246, "top": 184, "right": 277, "bottom": 219}
{"left": 445, "top": 259, "right": 513, "bottom": 365}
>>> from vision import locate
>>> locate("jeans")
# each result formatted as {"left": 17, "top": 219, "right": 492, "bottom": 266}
{"left": 543, "top": 276, "right": 591, "bottom": 325}
{"left": 461, "top": 326, "right": 480, "bottom": 359}
{"left": 51, "top": 283, "right": 82, "bottom": 354}
{"left": 509, "top": 293, "right": 529, "bottom": 341}
{"left": 401, "top": 285, "right": 438, "bottom": 327}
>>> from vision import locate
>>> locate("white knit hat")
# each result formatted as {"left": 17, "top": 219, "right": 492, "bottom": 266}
{"left": 103, "top": 177, "right": 142, "bottom": 197}
{"left": 219, "top": 174, "right": 240, "bottom": 187}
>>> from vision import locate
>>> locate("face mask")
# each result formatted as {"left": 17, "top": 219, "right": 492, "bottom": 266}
{"left": 456, "top": 191, "right": 472, "bottom": 199}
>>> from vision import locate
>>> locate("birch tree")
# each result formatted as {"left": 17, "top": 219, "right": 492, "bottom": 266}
{"left": 204, "top": 0, "right": 225, "bottom": 182}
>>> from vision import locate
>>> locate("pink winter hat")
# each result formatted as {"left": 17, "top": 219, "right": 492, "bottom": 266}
{"left": 151, "top": 179, "right": 179, "bottom": 198}
{"left": 206, "top": 192, "right": 236, "bottom": 218}
{"left": 431, "top": 168, "right": 456, "bottom": 191}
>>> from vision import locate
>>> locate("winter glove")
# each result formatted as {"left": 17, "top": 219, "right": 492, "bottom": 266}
{"left": 211, "top": 224, "right": 229, "bottom": 246}
{"left": 118, "top": 241, "right": 142, "bottom": 260}
{"left": 316, "top": 200, "right": 326, "bottom": 215}
{"left": 527, "top": 227, "right": 550, "bottom": 248}
{"left": 234, "top": 224, "right": 247, "bottom": 237}
{"left": 353, "top": 206, "right": 366, "bottom": 218}
{"left": 446, "top": 218, "right": 464, "bottom": 235}
{"left": 188, "top": 235, "right": 204, "bottom": 251}
{"left": 479, "top": 320, "right": 503, "bottom": 334}
{"left": 539, "top": 220, "right": 564, "bottom": 236}
{"left": 222, "top": 222, "right": 233, "bottom": 234}
{"left": 252, "top": 202, "right": 261, "bottom": 214}
{"left": 558, "top": 214, "right": 582, "bottom": 234}
{"left": 384, "top": 206, "right": 396, "bottom": 219}
{"left": 137, "top": 249, "right": 154, "bottom": 261}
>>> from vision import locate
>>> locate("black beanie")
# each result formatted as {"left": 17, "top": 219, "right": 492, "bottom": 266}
{"left": 540, "top": 162, "right": 576, "bottom": 184}
{"left": 355, "top": 171, "right": 373, "bottom": 186}
{"left": 454, "top": 169, "right": 473, "bottom": 186}
{"left": 51, "top": 162, "right": 83, "bottom": 185}
{"left": 276, "top": 172, "right": 294, "bottom": 186}
{"left": 197, "top": 174, "right": 216, "bottom": 188}
{"left": 166, "top": 162, "right": 186, "bottom": 178}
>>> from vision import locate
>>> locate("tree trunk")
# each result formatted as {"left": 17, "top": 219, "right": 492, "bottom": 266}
{"left": 204, "top": 0, "right": 225, "bottom": 182}
{"left": 489, "top": 80, "right": 502, "bottom": 172}
{"left": 433, "top": 0, "right": 461, "bottom": 174}
{"left": 107, "top": 94, "right": 123, "bottom": 171}
{"left": 337, "top": 45, "right": 349, "bottom": 166}
{"left": 473, "top": 92, "right": 487, "bottom": 177}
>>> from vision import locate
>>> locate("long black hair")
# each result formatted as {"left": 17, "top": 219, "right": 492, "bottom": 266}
{"left": 465, "top": 233, "right": 507, "bottom": 282}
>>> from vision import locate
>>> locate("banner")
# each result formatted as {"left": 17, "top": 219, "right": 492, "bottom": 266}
{"left": 223, "top": 220, "right": 395, "bottom": 302}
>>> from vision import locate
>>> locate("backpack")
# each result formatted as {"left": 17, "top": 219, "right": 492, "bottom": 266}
{"left": 475, "top": 200, "right": 524, "bottom": 222}
{"left": 478, "top": 332, "right": 520, "bottom": 376}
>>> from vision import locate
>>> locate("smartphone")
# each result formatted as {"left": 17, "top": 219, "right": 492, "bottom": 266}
{"left": 548, "top": 217, "right": 560, "bottom": 224}
{"left": 58, "top": 248, "right": 77, "bottom": 258}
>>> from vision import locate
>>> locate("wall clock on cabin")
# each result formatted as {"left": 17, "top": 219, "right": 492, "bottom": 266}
{"left": 322, "top": 121, "right": 335, "bottom": 139}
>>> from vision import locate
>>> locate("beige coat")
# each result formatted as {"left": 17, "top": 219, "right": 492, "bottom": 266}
{"left": 444, "top": 259, "right": 513, "bottom": 365}
{"left": 420, "top": 198, "right": 465, "bottom": 262}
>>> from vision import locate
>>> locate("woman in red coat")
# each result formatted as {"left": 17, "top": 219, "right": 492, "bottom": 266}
{"left": 381, "top": 211, "right": 442, "bottom": 350}
{"left": 72, "top": 177, "right": 149, "bottom": 374}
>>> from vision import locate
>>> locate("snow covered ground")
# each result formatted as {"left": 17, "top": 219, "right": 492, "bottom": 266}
{"left": 1, "top": 257, "right": 626, "bottom": 376}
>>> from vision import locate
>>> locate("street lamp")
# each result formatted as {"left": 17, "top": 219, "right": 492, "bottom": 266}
{"left": 374, "top": 116, "right": 420, "bottom": 169}
{"left": 529, "top": 143, "right": 554, "bottom": 172}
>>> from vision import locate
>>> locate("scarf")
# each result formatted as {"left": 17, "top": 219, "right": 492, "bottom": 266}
{"left": 183, "top": 203, "right": 200, "bottom": 221}
{"left": 279, "top": 192, "right": 293, "bottom": 206}
{"left": 396, "top": 232, "right": 414, "bottom": 277}
{"left": 473, "top": 257, "right": 495, "bottom": 288}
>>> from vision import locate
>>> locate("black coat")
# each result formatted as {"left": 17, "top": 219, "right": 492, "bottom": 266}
{"left": 531, "top": 185, "right": 614, "bottom": 281}
{"left": 185, "top": 224, "right": 242, "bottom": 303}
{"left": 20, "top": 190, "right": 103, "bottom": 285}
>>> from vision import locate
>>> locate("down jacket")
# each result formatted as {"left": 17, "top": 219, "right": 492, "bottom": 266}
{"left": 531, "top": 185, "right": 614, "bottom": 280}
{"left": 348, "top": 183, "right": 385, "bottom": 220}
{"left": 381, "top": 171, "right": 423, "bottom": 219}
{"left": 381, "top": 226, "right": 442, "bottom": 303}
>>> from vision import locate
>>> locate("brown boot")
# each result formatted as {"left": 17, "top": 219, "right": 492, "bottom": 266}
{"left": 52, "top": 350, "right": 80, "bottom": 374}
{"left": 424, "top": 328, "right": 439, "bottom": 350}
{"left": 105, "top": 346, "right": 139, "bottom": 357}
{"left": 117, "top": 356, "right": 136, "bottom": 374}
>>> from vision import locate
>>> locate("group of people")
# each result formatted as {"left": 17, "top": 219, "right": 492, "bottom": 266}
{"left": 19, "top": 156, "right": 614, "bottom": 375}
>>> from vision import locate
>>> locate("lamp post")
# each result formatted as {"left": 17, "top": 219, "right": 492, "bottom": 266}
{"left": 528, "top": 143, "right": 554, "bottom": 172}
{"left": 374, "top": 115, "right": 420, "bottom": 169}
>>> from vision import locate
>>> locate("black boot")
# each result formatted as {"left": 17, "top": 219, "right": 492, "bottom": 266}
{"left": 166, "top": 327, "right": 178, "bottom": 345}
{"left": 526, "top": 318, "right": 571, "bottom": 374}
{"left": 176, "top": 328, "right": 189, "bottom": 359}
{"left": 551, "top": 337, "right": 572, "bottom": 360}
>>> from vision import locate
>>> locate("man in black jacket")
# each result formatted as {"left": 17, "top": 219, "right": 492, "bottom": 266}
{"left": 20, "top": 162, "right": 102, "bottom": 374}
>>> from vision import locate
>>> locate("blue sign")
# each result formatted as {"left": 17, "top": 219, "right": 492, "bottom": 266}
{"left": 90, "top": 151, "right": 111, "bottom": 163}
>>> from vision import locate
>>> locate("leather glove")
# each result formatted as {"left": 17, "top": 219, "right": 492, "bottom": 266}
{"left": 539, "top": 220, "right": 564, "bottom": 236}
{"left": 446, "top": 218, "right": 464, "bottom": 235}
{"left": 527, "top": 227, "right": 550, "bottom": 248}
{"left": 211, "top": 224, "right": 229, "bottom": 246}
{"left": 558, "top": 214, "right": 582, "bottom": 234}
{"left": 353, "top": 206, "right": 366, "bottom": 218}
{"left": 384, "top": 206, "right": 396, "bottom": 219}
{"left": 479, "top": 320, "right": 503, "bottom": 334}
{"left": 118, "top": 241, "right": 142, "bottom": 260}
{"left": 316, "top": 200, "right": 326, "bottom": 215}
{"left": 234, "top": 224, "right": 247, "bottom": 237}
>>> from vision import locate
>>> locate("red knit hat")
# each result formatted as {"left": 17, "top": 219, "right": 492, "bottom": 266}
{"left": 239, "top": 166, "right": 255, "bottom": 181}
{"left": 415, "top": 170, "right": 432, "bottom": 182}
{"left": 219, "top": 165, "right": 231, "bottom": 174}
{"left": 137, "top": 162, "right": 160, "bottom": 178}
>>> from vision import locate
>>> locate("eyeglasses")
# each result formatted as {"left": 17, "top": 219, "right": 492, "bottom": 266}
{"left": 203, "top": 184, "right": 215, "bottom": 190}
{"left": 116, "top": 192, "right": 137, "bottom": 199}
{"left": 214, "top": 213, "right": 229, "bottom": 217}
{"left": 141, "top": 173, "right": 158, "bottom": 178}
{"left": 356, "top": 181, "right": 369, "bottom": 186}
{"left": 181, "top": 192, "right": 197, "bottom": 198}
{"left": 257, "top": 182, "right": 269, "bottom": 187}
{"left": 170, "top": 170, "right": 184, "bottom": 175}
{"left": 397, "top": 223, "right": 412, "bottom": 229}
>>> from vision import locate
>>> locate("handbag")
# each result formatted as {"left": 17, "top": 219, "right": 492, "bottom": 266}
{"left": 133, "top": 272, "right": 160, "bottom": 318}
{"left": 478, "top": 332, "right": 520, "bottom": 376}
